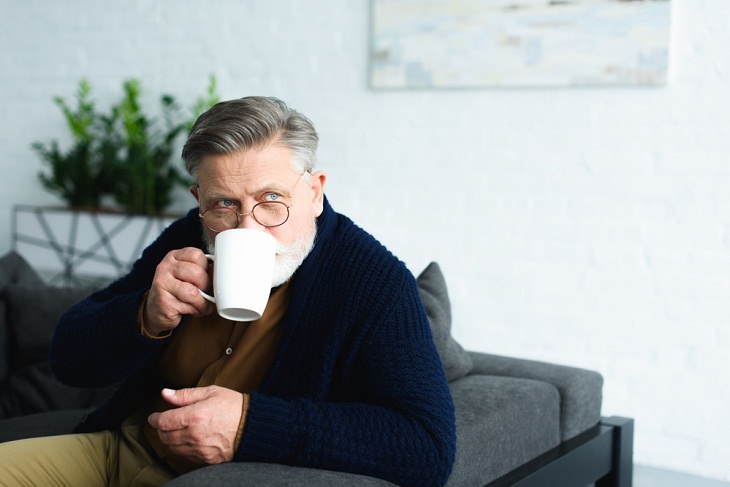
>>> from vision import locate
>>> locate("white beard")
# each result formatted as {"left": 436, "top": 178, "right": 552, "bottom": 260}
{"left": 269, "top": 224, "right": 317, "bottom": 287}
{"left": 204, "top": 222, "right": 316, "bottom": 288}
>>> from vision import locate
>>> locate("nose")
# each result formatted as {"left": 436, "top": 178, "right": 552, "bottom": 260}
{"left": 237, "top": 211, "right": 265, "bottom": 231}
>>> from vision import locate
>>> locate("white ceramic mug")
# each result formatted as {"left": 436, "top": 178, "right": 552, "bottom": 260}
{"left": 199, "top": 228, "right": 276, "bottom": 321}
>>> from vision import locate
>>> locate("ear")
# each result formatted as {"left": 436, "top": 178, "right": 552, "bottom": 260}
{"left": 190, "top": 185, "right": 201, "bottom": 204}
{"left": 309, "top": 171, "right": 327, "bottom": 217}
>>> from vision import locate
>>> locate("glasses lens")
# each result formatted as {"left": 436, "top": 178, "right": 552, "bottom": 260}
{"left": 202, "top": 207, "right": 238, "bottom": 231}
{"left": 252, "top": 202, "right": 289, "bottom": 227}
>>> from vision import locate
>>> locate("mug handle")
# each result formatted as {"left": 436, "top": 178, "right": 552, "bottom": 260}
{"left": 199, "top": 254, "right": 216, "bottom": 303}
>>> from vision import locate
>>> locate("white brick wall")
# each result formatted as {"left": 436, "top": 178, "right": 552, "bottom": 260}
{"left": 1, "top": 0, "right": 728, "bottom": 480}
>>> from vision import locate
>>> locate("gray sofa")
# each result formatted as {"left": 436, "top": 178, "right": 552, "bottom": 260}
{"left": 0, "top": 250, "right": 633, "bottom": 486}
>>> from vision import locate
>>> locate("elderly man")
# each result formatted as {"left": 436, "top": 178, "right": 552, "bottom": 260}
{"left": 0, "top": 97, "right": 455, "bottom": 487}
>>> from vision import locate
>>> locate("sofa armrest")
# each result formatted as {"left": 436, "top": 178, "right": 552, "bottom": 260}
{"left": 164, "top": 462, "right": 398, "bottom": 487}
{"left": 467, "top": 351, "right": 602, "bottom": 440}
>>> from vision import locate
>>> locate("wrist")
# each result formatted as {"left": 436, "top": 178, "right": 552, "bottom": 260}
{"left": 138, "top": 291, "right": 172, "bottom": 339}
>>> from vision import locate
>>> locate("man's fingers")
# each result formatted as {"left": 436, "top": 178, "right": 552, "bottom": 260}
{"left": 144, "top": 248, "right": 214, "bottom": 331}
{"left": 160, "top": 387, "right": 212, "bottom": 406}
{"left": 147, "top": 411, "right": 165, "bottom": 429}
{"left": 158, "top": 281, "right": 214, "bottom": 317}
{"left": 147, "top": 386, "right": 241, "bottom": 465}
{"left": 148, "top": 405, "right": 188, "bottom": 432}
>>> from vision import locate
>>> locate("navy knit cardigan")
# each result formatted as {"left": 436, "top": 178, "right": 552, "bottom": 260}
{"left": 51, "top": 198, "right": 456, "bottom": 487}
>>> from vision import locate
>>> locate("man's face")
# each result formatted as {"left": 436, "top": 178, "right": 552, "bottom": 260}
{"left": 191, "top": 143, "right": 326, "bottom": 286}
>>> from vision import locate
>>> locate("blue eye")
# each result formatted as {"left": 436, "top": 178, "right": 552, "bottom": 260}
{"left": 266, "top": 193, "right": 281, "bottom": 201}
{"left": 213, "top": 199, "right": 234, "bottom": 208}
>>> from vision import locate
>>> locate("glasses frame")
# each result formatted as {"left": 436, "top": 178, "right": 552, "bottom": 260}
{"left": 197, "top": 172, "right": 306, "bottom": 232}
{"left": 200, "top": 201, "right": 292, "bottom": 231}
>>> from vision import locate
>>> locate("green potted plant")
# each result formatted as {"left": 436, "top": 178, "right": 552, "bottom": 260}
{"left": 33, "top": 76, "right": 219, "bottom": 215}
{"left": 31, "top": 79, "right": 114, "bottom": 210}
{"left": 16, "top": 77, "right": 219, "bottom": 284}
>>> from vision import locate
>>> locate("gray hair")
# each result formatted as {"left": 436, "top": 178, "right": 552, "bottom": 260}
{"left": 182, "top": 96, "right": 318, "bottom": 178}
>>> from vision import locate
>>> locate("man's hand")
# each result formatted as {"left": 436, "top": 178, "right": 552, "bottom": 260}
{"left": 147, "top": 386, "right": 244, "bottom": 465}
{"left": 143, "top": 247, "right": 214, "bottom": 335}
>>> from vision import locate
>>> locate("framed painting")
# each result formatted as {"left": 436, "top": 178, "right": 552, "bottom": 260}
{"left": 370, "top": 0, "right": 671, "bottom": 89}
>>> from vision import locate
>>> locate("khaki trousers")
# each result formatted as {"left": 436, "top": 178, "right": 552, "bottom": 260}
{"left": 0, "top": 414, "right": 176, "bottom": 487}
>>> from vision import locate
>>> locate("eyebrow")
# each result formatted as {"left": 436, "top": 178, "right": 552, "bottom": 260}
{"left": 200, "top": 182, "right": 294, "bottom": 203}
{"left": 257, "top": 182, "right": 295, "bottom": 197}
{"left": 200, "top": 191, "right": 235, "bottom": 203}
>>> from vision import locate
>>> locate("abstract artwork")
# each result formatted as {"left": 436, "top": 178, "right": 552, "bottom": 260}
{"left": 370, "top": 0, "right": 671, "bottom": 88}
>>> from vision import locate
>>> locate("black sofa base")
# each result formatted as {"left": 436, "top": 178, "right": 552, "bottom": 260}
{"left": 487, "top": 416, "right": 634, "bottom": 487}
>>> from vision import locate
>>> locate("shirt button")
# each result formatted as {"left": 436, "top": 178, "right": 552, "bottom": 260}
{"left": 225, "top": 347, "right": 233, "bottom": 356}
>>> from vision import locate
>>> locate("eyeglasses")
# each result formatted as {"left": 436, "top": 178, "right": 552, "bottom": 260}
{"left": 198, "top": 173, "right": 305, "bottom": 231}
{"left": 199, "top": 201, "right": 292, "bottom": 231}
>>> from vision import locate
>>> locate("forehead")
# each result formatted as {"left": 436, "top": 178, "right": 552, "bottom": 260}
{"left": 196, "top": 145, "right": 298, "bottom": 193}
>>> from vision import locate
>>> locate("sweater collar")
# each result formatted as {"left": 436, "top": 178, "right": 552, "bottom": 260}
{"left": 297, "top": 194, "right": 335, "bottom": 278}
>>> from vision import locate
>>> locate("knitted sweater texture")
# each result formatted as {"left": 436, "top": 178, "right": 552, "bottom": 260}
{"left": 51, "top": 198, "right": 456, "bottom": 487}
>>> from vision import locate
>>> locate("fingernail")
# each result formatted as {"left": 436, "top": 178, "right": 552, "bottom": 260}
{"left": 162, "top": 388, "right": 175, "bottom": 396}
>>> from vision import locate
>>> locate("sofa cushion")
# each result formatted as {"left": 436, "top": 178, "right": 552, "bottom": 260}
{"left": 445, "top": 375, "right": 561, "bottom": 487}
{"left": 0, "top": 361, "right": 112, "bottom": 420}
{"left": 417, "top": 262, "right": 473, "bottom": 381}
{"left": 468, "top": 352, "right": 603, "bottom": 441}
{"left": 0, "top": 280, "right": 112, "bottom": 419}
{"left": 6, "top": 283, "right": 95, "bottom": 368}
{"left": 0, "top": 251, "right": 44, "bottom": 382}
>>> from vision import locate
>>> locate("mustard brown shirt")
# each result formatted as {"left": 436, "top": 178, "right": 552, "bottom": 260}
{"left": 143, "top": 281, "right": 291, "bottom": 473}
